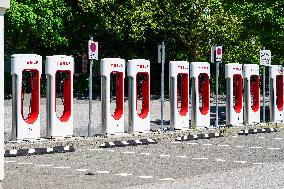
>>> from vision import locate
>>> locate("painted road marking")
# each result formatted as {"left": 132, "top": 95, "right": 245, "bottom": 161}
{"left": 203, "top": 143, "right": 213, "bottom": 146}
{"left": 96, "top": 171, "right": 109, "bottom": 174}
{"left": 268, "top": 148, "right": 281, "bottom": 150}
{"left": 176, "top": 156, "right": 187, "bottom": 158}
{"left": 193, "top": 157, "right": 208, "bottom": 160}
{"left": 253, "top": 162, "right": 266, "bottom": 165}
{"left": 89, "top": 148, "right": 103, "bottom": 151}
{"left": 159, "top": 178, "right": 175, "bottom": 181}
{"left": 4, "top": 161, "right": 16, "bottom": 163}
{"left": 17, "top": 162, "right": 33, "bottom": 165}
{"left": 139, "top": 175, "right": 153, "bottom": 179}
{"left": 107, "top": 150, "right": 115, "bottom": 152}
{"left": 141, "top": 153, "right": 150, "bottom": 156}
{"left": 218, "top": 144, "right": 230, "bottom": 147}
{"left": 233, "top": 161, "right": 246, "bottom": 164}
{"left": 159, "top": 154, "right": 170, "bottom": 157}
{"left": 54, "top": 166, "right": 71, "bottom": 169}
{"left": 172, "top": 141, "right": 182, "bottom": 144}
{"left": 115, "top": 173, "right": 133, "bottom": 177}
{"left": 236, "top": 146, "right": 244, "bottom": 148}
{"left": 216, "top": 159, "right": 226, "bottom": 162}
{"left": 36, "top": 164, "right": 53, "bottom": 167}
{"left": 274, "top": 138, "right": 283, "bottom": 140}
{"left": 250, "top": 146, "right": 263, "bottom": 149}
{"left": 123, "top": 151, "right": 135, "bottom": 154}
{"left": 187, "top": 142, "right": 198, "bottom": 145}
{"left": 76, "top": 169, "right": 90, "bottom": 172}
{"left": 259, "top": 136, "right": 265, "bottom": 139}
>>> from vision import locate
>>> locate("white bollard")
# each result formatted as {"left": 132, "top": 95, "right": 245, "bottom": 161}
{"left": 0, "top": 0, "right": 10, "bottom": 181}
{"left": 101, "top": 58, "right": 125, "bottom": 135}
{"left": 11, "top": 54, "right": 42, "bottom": 140}
{"left": 190, "top": 62, "right": 210, "bottom": 128}
{"left": 269, "top": 65, "right": 284, "bottom": 123}
{"left": 169, "top": 61, "right": 189, "bottom": 130}
{"left": 243, "top": 64, "right": 260, "bottom": 124}
{"left": 225, "top": 63, "right": 243, "bottom": 126}
{"left": 127, "top": 59, "right": 150, "bottom": 133}
{"left": 46, "top": 55, "right": 74, "bottom": 138}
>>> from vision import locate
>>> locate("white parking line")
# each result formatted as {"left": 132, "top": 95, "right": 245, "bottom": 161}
{"left": 76, "top": 169, "right": 89, "bottom": 172}
{"left": 139, "top": 175, "right": 153, "bottom": 179}
{"left": 115, "top": 173, "right": 133, "bottom": 177}
{"left": 252, "top": 162, "right": 266, "bottom": 165}
{"left": 233, "top": 161, "right": 246, "bottom": 164}
{"left": 141, "top": 152, "right": 150, "bottom": 156}
{"left": 159, "top": 154, "right": 170, "bottom": 157}
{"left": 159, "top": 178, "right": 175, "bottom": 181}
{"left": 89, "top": 148, "right": 103, "bottom": 151}
{"left": 172, "top": 141, "right": 182, "bottom": 144}
{"left": 187, "top": 142, "right": 198, "bottom": 145}
{"left": 216, "top": 159, "right": 226, "bottom": 162}
{"left": 123, "top": 151, "right": 135, "bottom": 154}
{"left": 193, "top": 157, "right": 208, "bottom": 160}
{"left": 203, "top": 143, "right": 213, "bottom": 146}
{"left": 274, "top": 138, "right": 283, "bottom": 140}
{"left": 176, "top": 156, "right": 187, "bottom": 158}
{"left": 268, "top": 147, "right": 281, "bottom": 150}
{"left": 107, "top": 150, "right": 115, "bottom": 152}
{"left": 250, "top": 146, "right": 263, "bottom": 149}
{"left": 4, "top": 161, "right": 16, "bottom": 163}
{"left": 36, "top": 164, "right": 53, "bottom": 167}
{"left": 96, "top": 171, "right": 109, "bottom": 174}
{"left": 17, "top": 162, "right": 33, "bottom": 165}
{"left": 53, "top": 166, "right": 71, "bottom": 169}
{"left": 259, "top": 136, "right": 265, "bottom": 139}
{"left": 218, "top": 144, "right": 230, "bottom": 147}
{"left": 236, "top": 146, "right": 244, "bottom": 148}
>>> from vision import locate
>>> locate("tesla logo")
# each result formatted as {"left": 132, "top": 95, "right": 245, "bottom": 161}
{"left": 178, "top": 66, "right": 188, "bottom": 70}
{"left": 27, "top": 61, "right": 39, "bottom": 64}
{"left": 57, "top": 61, "right": 71, "bottom": 66}
{"left": 136, "top": 64, "right": 149, "bottom": 68}
{"left": 111, "top": 64, "right": 123, "bottom": 68}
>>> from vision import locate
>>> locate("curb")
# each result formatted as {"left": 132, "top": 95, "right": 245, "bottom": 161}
{"left": 99, "top": 139, "right": 158, "bottom": 148}
{"left": 5, "top": 145, "right": 75, "bottom": 157}
{"left": 238, "top": 128, "right": 277, "bottom": 135}
{"left": 175, "top": 133, "right": 222, "bottom": 141}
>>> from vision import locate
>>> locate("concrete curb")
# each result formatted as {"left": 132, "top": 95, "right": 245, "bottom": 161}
{"left": 175, "top": 133, "right": 222, "bottom": 141}
{"left": 238, "top": 128, "right": 277, "bottom": 135}
{"left": 5, "top": 145, "right": 75, "bottom": 157}
{"left": 99, "top": 139, "right": 158, "bottom": 148}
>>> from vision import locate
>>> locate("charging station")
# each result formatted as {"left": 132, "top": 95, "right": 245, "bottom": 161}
{"left": 225, "top": 63, "right": 243, "bottom": 126}
{"left": 190, "top": 62, "right": 210, "bottom": 128}
{"left": 11, "top": 54, "right": 42, "bottom": 140}
{"left": 243, "top": 64, "right": 260, "bottom": 124}
{"left": 101, "top": 58, "right": 125, "bottom": 135}
{"left": 269, "top": 65, "right": 284, "bottom": 123}
{"left": 46, "top": 55, "right": 74, "bottom": 138}
{"left": 169, "top": 61, "right": 189, "bottom": 130}
{"left": 127, "top": 59, "right": 150, "bottom": 133}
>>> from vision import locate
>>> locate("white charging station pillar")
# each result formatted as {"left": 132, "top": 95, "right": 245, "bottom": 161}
{"left": 243, "top": 64, "right": 260, "bottom": 124}
{"left": 11, "top": 54, "right": 42, "bottom": 140}
{"left": 46, "top": 55, "right": 74, "bottom": 138}
{"left": 1, "top": 0, "right": 10, "bottom": 180}
{"left": 225, "top": 63, "right": 243, "bottom": 126}
{"left": 269, "top": 65, "right": 284, "bottom": 123}
{"left": 169, "top": 61, "right": 189, "bottom": 130}
{"left": 127, "top": 59, "right": 150, "bottom": 133}
{"left": 190, "top": 62, "right": 210, "bottom": 128}
{"left": 101, "top": 58, "right": 125, "bottom": 135}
